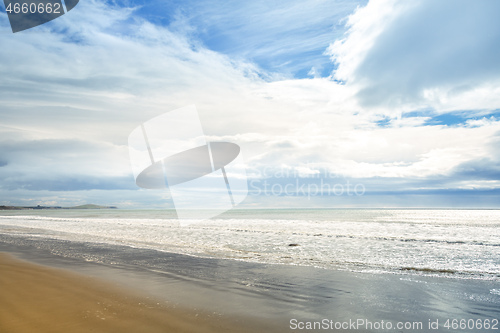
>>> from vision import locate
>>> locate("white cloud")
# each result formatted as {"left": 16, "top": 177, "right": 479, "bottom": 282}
{"left": 1, "top": 0, "right": 500, "bottom": 207}
{"left": 177, "top": 0, "right": 366, "bottom": 76}
{"left": 327, "top": 0, "right": 500, "bottom": 112}
{"left": 243, "top": 118, "right": 500, "bottom": 180}
{"left": 0, "top": 2, "right": 270, "bottom": 195}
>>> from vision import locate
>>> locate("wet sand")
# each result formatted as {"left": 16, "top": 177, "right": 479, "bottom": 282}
{"left": 0, "top": 253, "right": 270, "bottom": 333}
{"left": 1, "top": 235, "right": 499, "bottom": 333}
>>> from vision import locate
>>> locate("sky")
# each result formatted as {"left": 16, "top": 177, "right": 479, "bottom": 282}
{"left": 0, "top": 0, "right": 499, "bottom": 209}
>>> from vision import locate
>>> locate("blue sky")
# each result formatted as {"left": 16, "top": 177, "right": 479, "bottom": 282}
{"left": 125, "top": 0, "right": 363, "bottom": 78}
{"left": 1, "top": 0, "right": 500, "bottom": 208}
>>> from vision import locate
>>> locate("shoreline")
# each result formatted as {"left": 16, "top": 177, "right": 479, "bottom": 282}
{"left": 0, "top": 252, "right": 282, "bottom": 333}
{"left": 0, "top": 204, "right": 118, "bottom": 210}
{"left": 1, "top": 235, "right": 499, "bottom": 333}
{"left": 2, "top": 209, "right": 498, "bottom": 280}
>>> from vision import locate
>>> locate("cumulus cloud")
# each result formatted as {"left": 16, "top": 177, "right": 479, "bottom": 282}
{"left": 328, "top": 0, "right": 500, "bottom": 112}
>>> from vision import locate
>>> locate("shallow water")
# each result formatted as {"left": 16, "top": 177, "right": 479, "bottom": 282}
{"left": 1, "top": 235, "right": 499, "bottom": 333}
{"left": 1, "top": 209, "right": 499, "bottom": 280}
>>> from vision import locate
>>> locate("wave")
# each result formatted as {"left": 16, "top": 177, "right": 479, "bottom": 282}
{"left": 400, "top": 267, "right": 457, "bottom": 274}
{"left": 2, "top": 215, "right": 499, "bottom": 248}
{"left": 398, "top": 266, "right": 500, "bottom": 280}
{"left": 371, "top": 236, "right": 500, "bottom": 247}
{"left": 297, "top": 233, "right": 500, "bottom": 248}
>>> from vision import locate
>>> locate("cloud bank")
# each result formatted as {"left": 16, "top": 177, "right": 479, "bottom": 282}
{"left": 0, "top": 0, "right": 499, "bottom": 208}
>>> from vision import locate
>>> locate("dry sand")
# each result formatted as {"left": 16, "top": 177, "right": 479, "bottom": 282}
{"left": 0, "top": 253, "right": 265, "bottom": 333}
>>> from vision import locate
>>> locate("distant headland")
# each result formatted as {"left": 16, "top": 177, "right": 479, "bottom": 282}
{"left": 0, "top": 204, "right": 118, "bottom": 210}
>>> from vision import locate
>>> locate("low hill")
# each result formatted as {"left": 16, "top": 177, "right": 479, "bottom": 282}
{"left": 69, "top": 204, "right": 117, "bottom": 209}
{"left": 0, "top": 204, "right": 117, "bottom": 210}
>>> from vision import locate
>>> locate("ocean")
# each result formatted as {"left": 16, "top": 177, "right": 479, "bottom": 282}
{"left": 1, "top": 208, "right": 499, "bottom": 281}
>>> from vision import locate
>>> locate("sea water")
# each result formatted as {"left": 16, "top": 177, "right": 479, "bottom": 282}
{"left": 0, "top": 209, "right": 499, "bottom": 280}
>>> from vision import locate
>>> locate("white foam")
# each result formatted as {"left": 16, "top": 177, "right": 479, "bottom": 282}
{"left": 1, "top": 209, "right": 499, "bottom": 279}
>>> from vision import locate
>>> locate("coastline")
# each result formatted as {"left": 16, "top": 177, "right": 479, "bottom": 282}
{"left": 0, "top": 204, "right": 118, "bottom": 210}
{"left": 2, "top": 208, "right": 498, "bottom": 278}
{"left": 1, "top": 234, "right": 499, "bottom": 332}
{"left": 0, "top": 252, "right": 281, "bottom": 333}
